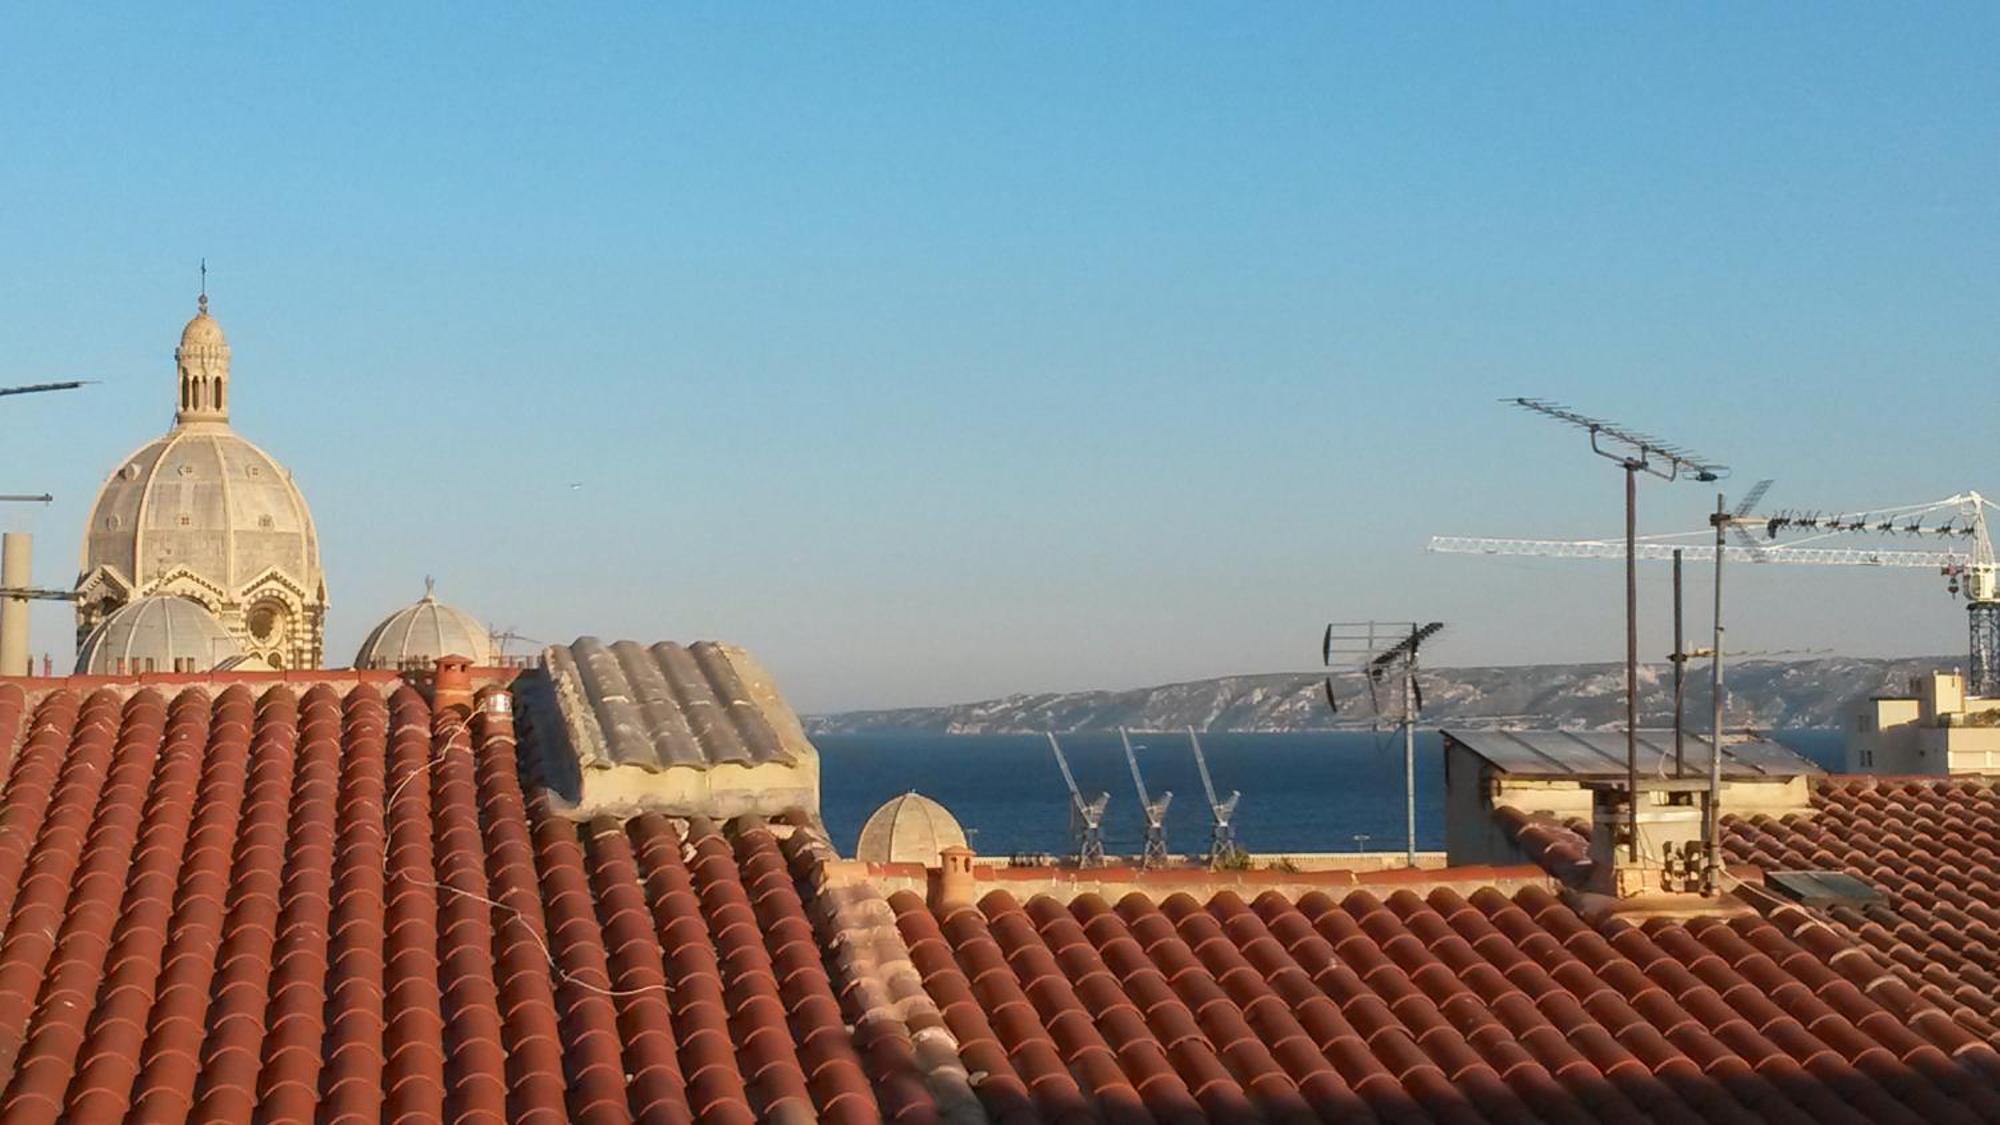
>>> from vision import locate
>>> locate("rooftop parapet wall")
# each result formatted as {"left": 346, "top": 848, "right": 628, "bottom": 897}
{"left": 528, "top": 636, "right": 820, "bottom": 821}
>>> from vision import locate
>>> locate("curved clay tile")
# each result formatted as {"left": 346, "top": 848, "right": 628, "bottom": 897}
{"left": 126, "top": 684, "right": 255, "bottom": 1119}
{"left": 628, "top": 815, "right": 755, "bottom": 1125}
{"left": 318, "top": 688, "right": 391, "bottom": 1123}
{"left": 532, "top": 812, "right": 634, "bottom": 1125}
{"left": 0, "top": 690, "right": 166, "bottom": 1121}
{"left": 247, "top": 684, "right": 343, "bottom": 1121}
{"left": 469, "top": 696, "right": 569, "bottom": 1125}
{"left": 60, "top": 688, "right": 209, "bottom": 1121}
{"left": 377, "top": 687, "right": 446, "bottom": 1125}
{"left": 431, "top": 707, "right": 511, "bottom": 1121}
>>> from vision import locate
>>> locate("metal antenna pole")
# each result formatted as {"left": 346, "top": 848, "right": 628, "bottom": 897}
{"left": 1708, "top": 492, "right": 1727, "bottom": 892}
{"left": 1625, "top": 462, "right": 1640, "bottom": 863}
{"left": 1673, "top": 549, "right": 1684, "bottom": 777}
{"left": 1502, "top": 399, "right": 1725, "bottom": 866}
{"left": 1404, "top": 643, "right": 1418, "bottom": 867}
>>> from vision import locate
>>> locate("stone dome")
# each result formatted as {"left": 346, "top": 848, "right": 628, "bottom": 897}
{"left": 76, "top": 595, "right": 242, "bottom": 675}
{"left": 179, "top": 304, "right": 226, "bottom": 350}
{"left": 75, "top": 296, "right": 327, "bottom": 671}
{"left": 855, "top": 791, "right": 969, "bottom": 864}
{"left": 355, "top": 583, "right": 493, "bottom": 669}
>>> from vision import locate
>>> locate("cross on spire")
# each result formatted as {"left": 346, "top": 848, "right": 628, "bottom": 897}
{"left": 198, "top": 258, "right": 208, "bottom": 314}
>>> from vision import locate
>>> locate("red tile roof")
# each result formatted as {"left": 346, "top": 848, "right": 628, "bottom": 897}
{"left": 4, "top": 671, "right": 1999, "bottom": 1121}
{"left": 0, "top": 678, "right": 934, "bottom": 1124}
{"left": 1724, "top": 775, "right": 2000, "bottom": 1046}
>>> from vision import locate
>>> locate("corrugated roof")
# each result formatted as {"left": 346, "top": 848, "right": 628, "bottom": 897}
{"left": 1444, "top": 727, "right": 1822, "bottom": 779}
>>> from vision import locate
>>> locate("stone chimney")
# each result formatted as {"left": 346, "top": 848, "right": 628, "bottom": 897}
{"left": 0, "top": 533, "right": 30, "bottom": 676}
{"left": 930, "top": 844, "right": 978, "bottom": 913}
{"left": 432, "top": 653, "right": 474, "bottom": 716}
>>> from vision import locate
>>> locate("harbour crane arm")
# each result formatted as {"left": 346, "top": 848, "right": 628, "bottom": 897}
{"left": 1046, "top": 732, "right": 1089, "bottom": 815}
{"left": 1186, "top": 727, "right": 1220, "bottom": 811}
{"left": 1119, "top": 728, "right": 1150, "bottom": 808}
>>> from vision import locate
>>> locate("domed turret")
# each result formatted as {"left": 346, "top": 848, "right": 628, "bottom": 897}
{"left": 176, "top": 292, "right": 231, "bottom": 424}
{"left": 355, "top": 581, "right": 493, "bottom": 670}
{"left": 75, "top": 294, "right": 327, "bottom": 669}
{"left": 76, "top": 595, "right": 242, "bottom": 675}
{"left": 855, "top": 792, "right": 969, "bottom": 864}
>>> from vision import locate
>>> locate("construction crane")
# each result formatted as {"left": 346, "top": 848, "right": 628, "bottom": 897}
{"left": 1184, "top": 727, "right": 1243, "bottom": 867}
{"left": 1119, "top": 728, "right": 1173, "bottom": 868}
{"left": 1430, "top": 490, "right": 1998, "bottom": 696}
{"left": 1044, "top": 733, "right": 1107, "bottom": 867}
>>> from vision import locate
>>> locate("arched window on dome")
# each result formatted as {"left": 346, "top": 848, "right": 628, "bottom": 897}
{"left": 212, "top": 379, "right": 222, "bottom": 410}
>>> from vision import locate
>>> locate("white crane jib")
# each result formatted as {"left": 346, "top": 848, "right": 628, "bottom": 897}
{"left": 1431, "top": 490, "right": 1999, "bottom": 695}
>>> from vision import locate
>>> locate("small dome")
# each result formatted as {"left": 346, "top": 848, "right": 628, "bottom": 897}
{"left": 355, "top": 583, "right": 492, "bottom": 670}
{"left": 180, "top": 306, "right": 226, "bottom": 350}
{"left": 76, "top": 595, "right": 242, "bottom": 675}
{"left": 855, "top": 792, "right": 968, "bottom": 864}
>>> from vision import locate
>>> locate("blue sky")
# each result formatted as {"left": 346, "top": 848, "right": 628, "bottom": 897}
{"left": 2, "top": 6, "right": 1996, "bottom": 710}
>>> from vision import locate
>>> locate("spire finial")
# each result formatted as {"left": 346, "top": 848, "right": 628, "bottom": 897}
{"left": 197, "top": 259, "right": 208, "bottom": 315}
{"left": 424, "top": 575, "right": 436, "bottom": 599}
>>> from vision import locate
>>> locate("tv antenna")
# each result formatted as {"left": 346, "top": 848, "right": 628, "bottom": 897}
{"left": 1044, "top": 733, "right": 1107, "bottom": 867}
{"left": 1504, "top": 398, "right": 1726, "bottom": 865}
{"left": 1184, "top": 727, "right": 1242, "bottom": 867}
{"left": 1118, "top": 728, "right": 1173, "bottom": 868}
{"left": 1323, "top": 621, "right": 1445, "bottom": 867}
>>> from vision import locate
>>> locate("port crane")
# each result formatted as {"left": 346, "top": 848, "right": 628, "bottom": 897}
{"left": 1044, "top": 733, "right": 1108, "bottom": 867}
{"left": 1119, "top": 728, "right": 1173, "bottom": 868}
{"left": 1184, "top": 727, "right": 1243, "bottom": 867}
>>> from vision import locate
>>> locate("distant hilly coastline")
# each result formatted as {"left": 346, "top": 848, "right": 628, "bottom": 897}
{"left": 804, "top": 656, "right": 1956, "bottom": 735}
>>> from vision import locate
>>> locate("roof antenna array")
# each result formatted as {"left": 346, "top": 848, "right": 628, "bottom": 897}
{"left": 1322, "top": 620, "right": 1445, "bottom": 867}
{"left": 1045, "top": 732, "right": 1107, "bottom": 867}
{"left": 1505, "top": 398, "right": 1726, "bottom": 867}
{"left": 1119, "top": 728, "right": 1173, "bottom": 868}
{"left": 1185, "top": 727, "right": 1243, "bottom": 868}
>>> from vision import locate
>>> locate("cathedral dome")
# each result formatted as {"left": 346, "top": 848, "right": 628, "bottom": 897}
{"left": 76, "top": 595, "right": 242, "bottom": 675}
{"left": 355, "top": 583, "right": 492, "bottom": 669}
{"left": 855, "top": 792, "right": 968, "bottom": 864}
{"left": 75, "top": 296, "right": 327, "bottom": 670}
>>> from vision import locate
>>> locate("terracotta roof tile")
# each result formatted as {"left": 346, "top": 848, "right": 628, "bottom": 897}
{"left": 4, "top": 672, "right": 2000, "bottom": 1120}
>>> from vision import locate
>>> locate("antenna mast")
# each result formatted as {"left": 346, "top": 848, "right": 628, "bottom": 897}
{"left": 1324, "top": 620, "right": 1445, "bottom": 866}
{"left": 1045, "top": 733, "right": 1107, "bottom": 867}
{"left": 1119, "top": 728, "right": 1173, "bottom": 868}
{"left": 1503, "top": 398, "right": 1726, "bottom": 865}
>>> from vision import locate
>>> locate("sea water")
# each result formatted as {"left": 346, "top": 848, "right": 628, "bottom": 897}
{"left": 814, "top": 729, "right": 1847, "bottom": 860}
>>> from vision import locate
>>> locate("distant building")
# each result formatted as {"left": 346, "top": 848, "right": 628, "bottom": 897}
{"left": 74, "top": 295, "right": 326, "bottom": 668}
{"left": 1849, "top": 670, "right": 2000, "bottom": 773}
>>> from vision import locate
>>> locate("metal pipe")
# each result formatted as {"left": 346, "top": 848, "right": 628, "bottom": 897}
{"left": 1404, "top": 661, "right": 1417, "bottom": 868}
{"left": 1709, "top": 492, "right": 1727, "bottom": 892}
{"left": 1673, "top": 548, "right": 1684, "bottom": 777}
{"left": 1626, "top": 462, "right": 1640, "bottom": 864}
